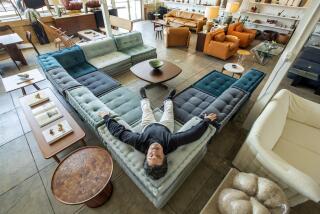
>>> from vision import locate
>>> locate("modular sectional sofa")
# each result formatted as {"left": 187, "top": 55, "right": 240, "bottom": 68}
{"left": 38, "top": 34, "right": 265, "bottom": 207}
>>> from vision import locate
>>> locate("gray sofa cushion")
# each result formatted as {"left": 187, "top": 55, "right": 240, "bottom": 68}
{"left": 76, "top": 71, "right": 120, "bottom": 97}
{"left": 121, "top": 44, "right": 157, "bottom": 64}
{"left": 173, "top": 88, "right": 216, "bottom": 124}
{"left": 79, "top": 38, "right": 118, "bottom": 60}
{"left": 114, "top": 31, "right": 144, "bottom": 51}
{"left": 66, "top": 86, "right": 115, "bottom": 128}
{"left": 46, "top": 67, "right": 81, "bottom": 96}
{"left": 97, "top": 109, "right": 216, "bottom": 208}
{"left": 202, "top": 87, "right": 249, "bottom": 131}
{"left": 99, "top": 87, "right": 142, "bottom": 125}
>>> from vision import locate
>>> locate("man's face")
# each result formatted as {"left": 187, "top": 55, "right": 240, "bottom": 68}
{"left": 147, "top": 142, "right": 164, "bottom": 167}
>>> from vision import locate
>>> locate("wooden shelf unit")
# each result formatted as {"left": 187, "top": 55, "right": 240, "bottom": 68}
{"left": 248, "top": 1, "right": 307, "bottom": 9}
{"left": 242, "top": 11, "right": 300, "bottom": 21}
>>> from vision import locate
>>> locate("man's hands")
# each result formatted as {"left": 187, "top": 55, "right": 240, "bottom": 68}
{"left": 204, "top": 113, "right": 217, "bottom": 122}
{"left": 98, "top": 111, "right": 109, "bottom": 118}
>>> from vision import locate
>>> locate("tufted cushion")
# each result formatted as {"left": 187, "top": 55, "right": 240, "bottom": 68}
{"left": 37, "top": 54, "right": 61, "bottom": 72}
{"left": 292, "top": 58, "right": 320, "bottom": 78}
{"left": 120, "top": 44, "right": 157, "bottom": 64}
{"left": 52, "top": 46, "right": 87, "bottom": 69}
{"left": 66, "top": 86, "right": 115, "bottom": 128}
{"left": 47, "top": 67, "right": 81, "bottom": 96}
{"left": 193, "top": 71, "right": 237, "bottom": 97}
{"left": 231, "top": 69, "right": 265, "bottom": 93}
{"left": 76, "top": 71, "right": 120, "bottom": 97}
{"left": 173, "top": 88, "right": 216, "bottom": 124}
{"left": 202, "top": 87, "right": 249, "bottom": 131}
{"left": 87, "top": 51, "right": 131, "bottom": 75}
{"left": 114, "top": 31, "right": 144, "bottom": 51}
{"left": 66, "top": 63, "right": 97, "bottom": 79}
{"left": 78, "top": 38, "right": 118, "bottom": 60}
{"left": 97, "top": 111, "right": 216, "bottom": 208}
{"left": 99, "top": 87, "right": 142, "bottom": 125}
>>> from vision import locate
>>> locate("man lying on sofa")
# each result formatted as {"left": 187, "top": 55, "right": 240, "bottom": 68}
{"left": 99, "top": 88, "right": 217, "bottom": 180}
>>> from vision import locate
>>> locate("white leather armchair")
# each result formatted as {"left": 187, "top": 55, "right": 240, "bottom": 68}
{"left": 233, "top": 89, "right": 320, "bottom": 206}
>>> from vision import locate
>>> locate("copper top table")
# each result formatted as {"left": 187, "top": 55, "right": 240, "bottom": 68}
{"left": 19, "top": 88, "right": 86, "bottom": 163}
{"left": 130, "top": 59, "right": 182, "bottom": 89}
{"left": 2, "top": 69, "right": 45, "bottom": 95}
{"left": 51, "top": 146, "right": 113, "bottom": 208}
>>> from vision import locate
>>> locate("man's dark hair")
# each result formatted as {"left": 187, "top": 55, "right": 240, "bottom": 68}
{"left": 143, "top": 156, "right": 168, "bottom": 180}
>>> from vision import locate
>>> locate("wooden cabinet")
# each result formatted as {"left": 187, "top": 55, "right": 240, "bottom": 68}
{"left": 53, "top": 13, "right": 97, "bottom": 35}
{"left": 196, "top": 31, "right": 207, "bottom": 52}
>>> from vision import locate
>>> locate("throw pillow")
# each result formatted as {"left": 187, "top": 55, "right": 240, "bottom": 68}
{"left": 215, "top": 33, "right": 226, "bottom": 42}
{"left": 235, "top": 24, "right": 244, "bottom": 32}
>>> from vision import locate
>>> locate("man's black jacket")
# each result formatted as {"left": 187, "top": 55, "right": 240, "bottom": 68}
{"left": 104, "top": 115, "right": 210, "bottom": 155}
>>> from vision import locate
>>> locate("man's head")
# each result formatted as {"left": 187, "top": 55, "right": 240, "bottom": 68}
{"left": 144, "top": 142, "right": 168, "bottom": 180}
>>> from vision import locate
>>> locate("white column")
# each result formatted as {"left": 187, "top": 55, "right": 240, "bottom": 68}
{"left": 100, "top": 0, "right": 113, "bottom": 37}
{"left": 243, "top": 0, "right": 320, "bottom": 130}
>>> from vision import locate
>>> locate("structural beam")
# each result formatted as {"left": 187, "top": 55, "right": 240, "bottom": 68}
{"left": 100, "top": 0, "right": 113, "bottom": 37}
{"left": 243, "top": 0, "right": 320, "bottom": 130}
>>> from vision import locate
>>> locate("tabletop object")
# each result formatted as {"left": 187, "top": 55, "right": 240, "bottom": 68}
{"left": 223, "top": 63, "right": 244, "bottom": 78}
{"left": 19, "top": 88, "right": 86, "bottom": 162}
{"left": 78, "top": 29, "right": 107, "bottom": 41}
{"left": 0, "top": 33, "right": 27, "bottom": 65}
{"left": 2, "top": 69, "right": 45, "bottom": 95}
{"left": 51, "top": 146, "right": 113, "bottom": 208}
{"left": 130, "top": 59, "right": 182, "bottom": 89}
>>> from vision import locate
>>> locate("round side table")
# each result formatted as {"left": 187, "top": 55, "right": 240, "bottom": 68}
{"left": 51, "top": 146, "right": 113, "bottom": 208}
{"left": 223, "top": 63, "right": 244, "bottom": 78}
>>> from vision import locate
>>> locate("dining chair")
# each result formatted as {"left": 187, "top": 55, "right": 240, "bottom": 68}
{"left": 0, "top": 44, "right": 20, "bottom": 70}
{"left": 17, "top": 31, "right": 40, "bottom": 55}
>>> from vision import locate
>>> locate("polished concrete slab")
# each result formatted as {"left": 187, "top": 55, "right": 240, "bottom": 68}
{"left": 0, "top": 20, "right": 319, "bottom": 213}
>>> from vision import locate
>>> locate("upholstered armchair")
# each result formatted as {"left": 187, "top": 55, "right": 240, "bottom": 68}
{"left": 227, "top": 22, "right": 256, "bottom": 48}
{"left": 165, "top": 27, "right": 191, "bottom": 48}
{"left": 203, "top": 29, "right": 239, "bottom": 60}
{"left": 61, "top": 0, "right": 82, "bottom": 10}
{"left": 233, "top": 89, "right": 320, "bottom": 206}
{"left": 86, "top": 0, "right": 100, "bottom": 8}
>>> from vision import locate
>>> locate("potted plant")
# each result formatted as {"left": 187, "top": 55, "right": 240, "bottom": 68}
{"left": 25, "top": 8, "right": 49, "bottom": 44}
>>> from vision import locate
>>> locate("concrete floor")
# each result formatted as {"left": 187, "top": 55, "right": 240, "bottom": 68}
{"left": 0, "top": 21, "right": 319, "bottom": 214}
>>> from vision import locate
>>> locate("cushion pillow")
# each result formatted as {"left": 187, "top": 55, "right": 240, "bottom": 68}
{"left": 235, "top": 24, "right": 244, "bottom": 32}
{"left": 215, "top": 33, "right": 226, "bottom": 42}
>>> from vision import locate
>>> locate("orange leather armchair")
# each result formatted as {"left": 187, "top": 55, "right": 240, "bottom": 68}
{"left": 165, "top": 27, "right": 191, "bottom": 48}
{"left": 227, "top": 22, "right": 256, "bottom": 48}
{"left": 204, "top": 29, "right": 239, "bottom": 60}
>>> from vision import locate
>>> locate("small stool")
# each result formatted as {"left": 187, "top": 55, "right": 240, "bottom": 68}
{"left": 222, "top": 63, "right": 244, "bottom": 78}
{"left": 155, "top": 28, "right": 163, "bottom": 40}
{"left": 237, "top": 49, "right": 251, "bottom": 65}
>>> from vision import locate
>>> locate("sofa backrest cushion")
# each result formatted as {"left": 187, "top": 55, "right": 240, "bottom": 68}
{"left": 193, "top": 71, "right": 237, "bottom": 97}
{"left": 114, "top": 31, "right": 143, "bottom": 51}
{"left": 299, "top": 47, "right": 320, "bottom": 64}
{"left": 79, "top": 38, "right": 117, "bottom": 60}
{"left": 215, "top": 32, "right": 226, "bottom": 42}
{"left": 191, "top": 13, "right": 205, "bottom": 21}
{"left": 52, "top": 46, "right": 86, "bottom": 69}
{"left": 179, "top": 11, "right": 193, "bottom": 19}
{"left": 231, "top": 69, "right": 265, "bottom": 93}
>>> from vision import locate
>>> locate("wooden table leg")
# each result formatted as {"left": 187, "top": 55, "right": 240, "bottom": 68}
{"left": 33, "top": 83, "right": 40, "bottom": 90}
{"left": 6, "top": 44, "right": 27, "bottom": 65}
{"left": 21, "top": 87, "right": 26, "bottom": 96}
{"left": 53, "top": 155, "right": 60, "bottom": 163}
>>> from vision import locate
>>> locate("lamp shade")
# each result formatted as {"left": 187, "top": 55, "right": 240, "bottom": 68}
{"left": 226, "top": 2, "right": 240, "bottom": 13}
{"left": 205, "top": 6, "right": 220, "bottom": 20}
{"left": 51, "top": 0, "right": 61, "bottom": 5}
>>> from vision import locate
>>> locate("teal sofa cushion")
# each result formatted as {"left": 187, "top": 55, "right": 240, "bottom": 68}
{"left": 231, "top": 69, "right": 265, "bottom": 93}
{"left": 37, "top": 54, "right": 61, "bottom": 72}
{"left": 52, "top": 46, "right": 86, "bottom": 69}
{"left": 193, "top": 71, "right": 237, "bottom": 97}
{"left": 99, "top": 87, "right": 142, "bottom": 125}
{"left": 67, "top": 63, "right": 97, "bottom": 79}
{"left": 114, "top": 31, "right": 144, "bottom": 51}
{"left": 79, "top": 38, "right": 118, "bottom": 60}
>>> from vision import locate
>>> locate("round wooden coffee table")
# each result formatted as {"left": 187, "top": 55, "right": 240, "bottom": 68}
{"left": 130, "top": 59, "right": 182, "bottom": 89}
{"left": 223, "top": 63, "right": 244, "bottom": 78}
{"left": 51, "top": 146, "right": 113, "bottom": 208}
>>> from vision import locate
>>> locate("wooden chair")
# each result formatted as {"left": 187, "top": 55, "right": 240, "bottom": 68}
{"left": 38, "top": 19, "right": 75, "bottom": 49}
{"left": 0, "top": 44, "right": 20, "bottom": 70}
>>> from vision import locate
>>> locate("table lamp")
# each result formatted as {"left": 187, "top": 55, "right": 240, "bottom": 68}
{"left": 204, "top": 6, "right": 220, "bottom": 32}
{"left": 224, "top": 2, "right": 240, "bottom": 24}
